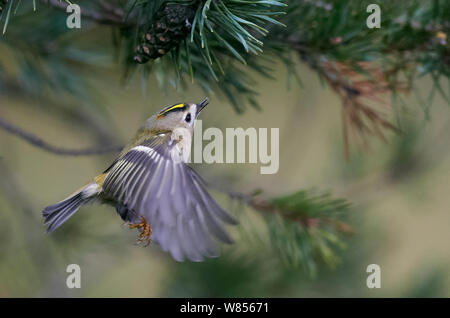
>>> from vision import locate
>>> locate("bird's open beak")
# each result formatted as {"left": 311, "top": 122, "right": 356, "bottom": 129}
{"left": 196, "top": 98, "right": 209, "bottom": 117}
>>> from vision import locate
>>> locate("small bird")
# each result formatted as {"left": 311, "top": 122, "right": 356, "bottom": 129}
{"left": 42, "top": 98, "right": 237, "bottom": 262}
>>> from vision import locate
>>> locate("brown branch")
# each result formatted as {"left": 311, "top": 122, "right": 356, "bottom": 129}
{"left": 0, "top": 116, "right": 122, "bottom": 156}
{"left": 287, "top": 41, "right": 405, "bottom": 157}
{"left": 318, "top": 61, "right": 405, "bottom": 157}
{"left": 274, "top": 33, "right": 412, "bottom": 157}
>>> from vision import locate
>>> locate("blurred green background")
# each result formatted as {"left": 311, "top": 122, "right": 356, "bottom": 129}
{"left": 0, "top": 0, "right": 450, "bottom": 297}
{"left": 1, "top": 59, "right": 449, "bottom": 297}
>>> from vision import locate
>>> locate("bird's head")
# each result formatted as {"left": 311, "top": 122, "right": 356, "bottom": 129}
{"left": 143, "top": 98, "right": 209, "bottom": 133}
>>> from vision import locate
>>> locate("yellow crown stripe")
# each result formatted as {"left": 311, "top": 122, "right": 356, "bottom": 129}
{"left": 158, "top": 103, "right": 185, "bottom": 117}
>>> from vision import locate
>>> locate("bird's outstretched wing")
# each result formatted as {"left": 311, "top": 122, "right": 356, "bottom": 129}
{"left": 101, "top": 133, "right": 237, "bottom": 261}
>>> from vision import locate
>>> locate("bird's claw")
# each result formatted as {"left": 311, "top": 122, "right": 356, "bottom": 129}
{"left": 129, "top": 216, "right": 152, "bottom": 247}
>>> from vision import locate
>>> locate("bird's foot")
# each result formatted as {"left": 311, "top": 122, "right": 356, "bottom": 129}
{"left": 129, "top": 216, "right": 152, "bottom": 247}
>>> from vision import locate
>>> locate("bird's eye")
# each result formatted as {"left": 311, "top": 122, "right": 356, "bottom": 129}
{"left": 185, "top": 113, "right": 191, "bottom": 123}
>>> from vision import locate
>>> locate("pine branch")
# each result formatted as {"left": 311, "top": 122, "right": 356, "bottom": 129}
{"left": 211, "top": 182, "right": 352, "bottom": 274}
{"left": 266, "top": 0, "right": 449, "bottom": 154}
{"left": 317, "top": 61, "right": 403, "bottom": 157}
{"left": 213, "top": 183, "right": 352, "bottom": 232}
{"left": 0, "top": 116, "right": 122, "bottom": 155}
{"left": 2, "top": 0, "right": 449, "bottom": 154}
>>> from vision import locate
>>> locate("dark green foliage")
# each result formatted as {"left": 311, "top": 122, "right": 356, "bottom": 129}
{"left": 128, "top": 0, "right": 286, "bottom": 111}
{"left": 0, "top": 0, "right": 8, "bottom": 13}
{"left": 2, "top": 1, "right": 448, "bottom": 111}
{"left": 127, "top": 0, "right": 449, "bottom": 112}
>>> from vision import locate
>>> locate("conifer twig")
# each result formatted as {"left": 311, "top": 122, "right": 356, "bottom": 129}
{"left": 0, "top": 116, "right": 122, "bottom": 155}
{"left": 210, "top": 183, "right": 353, "bottom": 233}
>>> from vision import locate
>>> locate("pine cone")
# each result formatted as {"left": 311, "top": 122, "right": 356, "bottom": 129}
{"left": 134, "top": 3, "right": 196, "bottom": 64}
{"left": 0, "top": 0, "right": 8, "bottom": 13}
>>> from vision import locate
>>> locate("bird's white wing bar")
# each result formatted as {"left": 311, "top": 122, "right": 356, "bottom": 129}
{"left": 101, "top": 133, "right": 237, "bottom": 261}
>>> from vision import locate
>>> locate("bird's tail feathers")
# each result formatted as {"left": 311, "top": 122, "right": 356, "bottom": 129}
{"left": 43, "top": 182, "right": 99, "bottom": 233}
